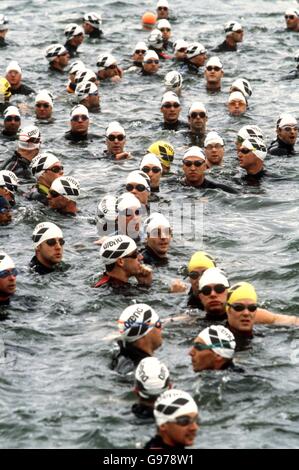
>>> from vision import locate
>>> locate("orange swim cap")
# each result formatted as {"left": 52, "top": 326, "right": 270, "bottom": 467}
{"left": 142, "top": 12, "right": 157, "bottom": 29}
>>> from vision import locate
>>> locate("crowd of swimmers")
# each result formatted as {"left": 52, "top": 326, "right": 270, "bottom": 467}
{"left": 0, "top": 1, "right": 299, "bottom": 449}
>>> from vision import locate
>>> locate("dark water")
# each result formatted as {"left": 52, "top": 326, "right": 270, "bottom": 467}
{"left": 0, "top": 0, "right": 299, "bottom": 449}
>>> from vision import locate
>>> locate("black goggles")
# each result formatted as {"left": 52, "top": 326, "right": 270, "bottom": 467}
{"left": 162, "top": 102, "right": 180, "bottom": 108}
{"left": 200, "top": 284, "right": 226, "bottom": 296}
{"left": 141, "top": 166, "right": 161, "bottom": 174}
{"left": 49, "top": 190, "right": 61, "bottom": 198}
{"left": 227, "top": 303, "right": 257, "bottom": 312}
{"left": 145, "top": 59, "right": 159, "bottom": 64}
{"left": 0, "top": 268, "right": 18, "bottom": 278}
{"left": 183, "top": 160, "right": 205, "bottom": 167}
{"left": 206, "top": 66, "right": 221, "bottom": 72}
{"left": 285, "top": 15, "right": 295, "bottom": 19}
{"left": 126, "top": 183, "right": 147, "bottom": 192}
{"left": 188, "top": 271, "right": 203, "bottom": 280}
{"left": 0, "top": 207, "right": 11, "bottom": 214}
{"left": 239, "top": 148, "right": 251, "bottom": 154}
{"left": 45, "top": 238, "right": 65, "bottom": 247}
{"left": 47, "top": 166, "right": 64, "bottom": 174}
{"left": 5, "top": 116, "right": 21, "bottom": 122}
{"left": 123, "top": 250, "right": 139, "bottom": 259}
{"left": 135, "top": 49, "right": 146, "bottom": 54}
{"left": 71, "top": 115, "right": 89, "bottom": 122}
{"left": 190, "top": 111, "right": 206, "bottom": 119}
{"left": 36, "top": 103, "right": 50, "bottom": 109}
{"left": 107, "top": 134, "right": 125, "bottom": 142}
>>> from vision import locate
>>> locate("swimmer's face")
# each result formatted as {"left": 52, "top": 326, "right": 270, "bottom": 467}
{"left": 106, "top": 133, "right": 126, "bottom": 155}
{"left": 0, "top": 207, "right": 12, "bottom": 225}
{"left": 83, "top": 22, "right": 93, "bottom": 35}
{"left": 71, "top": 33, "right": 84, "bottom": 47}
{"left": 190, "top": 53, "right": 207, "bottom": 67}
{"left": 161, "top": 101, "right": 181, "bottom": 123}
{"left": 204, "top": 143, "right": 224, "bottom": 167}
{"left": 70, "top": 114, "right": 89, "bottom": 134}
{"left": 238, "top": 147, "right": 258, "bottom": 170}
{"left": 227, "top": 298, "right": 256, "bottom": 332}
{"left": 0, "top": 188, "right": 14, "bottom": 204}
{"left": 57, "top": 52, "right": 70, "bottom": 68}
{"left": 228, "top": 99, "right": 246, "bottom": 116}
{"left": 204, "top": 65, "right": 223, "bottom": 85}
{"left": 35, "top": 101, "right": 52, "bottom": 120}
{"left": 159, "top": 27, "right": 171, "bottom": 41}
{"left": 147, "top": 226, "right": 172, "bottom": 257}
{"left": 80, "top": 94, "right": 100, "bottom": 111}
{"left": 6, "top": 70, "right": 22, "bottom": 87}
{"left": 188, "top": 110, "right": 207, "bottom": 133}
{"left": 198, "top": 284, "right": 228, "bottom": 316}
{"left": 189, "top": 338, "right": 220, "bottom": 371}
{"left": 183, "top": 157, "right": 206, "bottom": 185}
{"left": 0, "top": 268, "right": 17, "bottom": 295}
{"left": 277, "top": 125, "right": 298, "bottom": 145}
{"left": 232, "top": 29, "right": 244, "bottom": 43}
{"left": 143, "top": 57, "right": 160, "bottom": 74}
{"left": 36, "top": 238, "right": 64, "bottom": 267}
{"left": 160, "top": 413, "right": 199, "bottom": 447}
{"left": 132, "top": 49, "right": 146, "bottom": 64}
{"left": 157, "top": 6, "right": 169, "bottom": 19}
{"left": 40, "top": 163, "right": 64, "bottom": 187}
{"left": 175, "top": 47, "right": 187, "bottom": 60}
{"left": 4, "top": 115, "right": 21, "bottom": 134}
{"left": 285, "top": 14, "right": 299, "bottom": 30}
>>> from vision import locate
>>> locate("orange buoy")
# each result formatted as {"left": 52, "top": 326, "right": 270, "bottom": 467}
{"left": 141, "top": 11, "right": 157, "bottom": 30}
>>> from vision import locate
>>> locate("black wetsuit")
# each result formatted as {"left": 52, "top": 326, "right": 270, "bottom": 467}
{"left": 162, "top": 120, "right": 187, "bottom": 131}
{"left": 2, "top": 129, "right": 18, "bottom": 139}
{"left": 10, "top": 84, "right": 35, "bottom": 96}
{"left": 94, "top": 273, "right": 128, "bottom": 289}
{"left": 241, "top": 169, "right": 267, "bottom": 186}
{"left": 88, "top": 29, "right": 103, "bottom": 39}
{"left": 144, "top": 435, "right": 185, "bottom": 449}
{"left": 180, "top": 60, "right": 201, "bottom": 75}
{"left": 0, "top": 151, "right": 33, "bottom": 181}
{"left": 64, "top": 131, "right": 89, "bottom": 142}
{"left": 148, "top": 46, "right": 171, "bottom": 60}
{"left": 29, "top": 256, "right": 67, "bottom": 275}
{"left": 141, "top": 246, "right": 168, "bottom": 267}
{"left": 268, "top": 138, "right": 296, "bottom": 156}
{"left": 187, "top": 289, "right": 204, "bottom": 309}
{"left": 180, "top": 176, "right": 238, "bottom": 194}
{"left": 186, "top": 131, "right": 206, "bottom": 147}
{"left": 213, "top": 40, "right": 237, "bottom": 52}
{"left": 64, "top": 41, "right": 78, "bottom": 58}
{"left": 0, "top": 37, "right": 7, "bottom": 48}
{"left": 131, "top": 403, "right": 154, "bottom": 420}
{"left": 111, "top": 340, "right": 151, "bottom": 375}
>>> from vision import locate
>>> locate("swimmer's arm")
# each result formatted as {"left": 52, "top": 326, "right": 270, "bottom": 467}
{"left": 169, "top": 279, "right": 188, "bottom": 293}
{"left": 255, "top": 308, "right": 299, "bottom": 326}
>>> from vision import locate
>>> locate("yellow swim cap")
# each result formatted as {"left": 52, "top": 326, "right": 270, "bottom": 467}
{"left": 148, "top": 140, "right": 174, "bottom": 168}
{"left": 188, "top": 251, "right": 216, "bottom": 272}
{"left": 0, "top": 77, "right": 11, "bottom": 99}
{"left": 226, "top": 282, "right": 257, "bottom": 312}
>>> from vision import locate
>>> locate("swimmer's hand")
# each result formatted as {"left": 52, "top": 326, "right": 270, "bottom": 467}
{"left": 170, "top": 279, "right": 188, "bottom": 293}
{"left": 136, "top": 264, "right": 153, "bottom": 286}
{"left": 114, "top": 152, "right": 131, "bottom": 161}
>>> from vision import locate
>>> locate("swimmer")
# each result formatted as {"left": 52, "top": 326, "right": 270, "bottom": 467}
{"left": 83, "top": 12, "right": 103, "bottom": 39}
{"left": 147, "top": 140, "right": 175, "bottom": 175}
{"left": 2, "top": 106, "right": 21, "bottom": 138}
{"left": 65, "top": 105, "right": 90, "bottom": 142}
{"left": 189, "top": 325, "right": 236, "bottom": 371}
{"left": 0, "top": 125, "right": 41, "bottom": 180}
{"left": 30, "top": 222, "right": 65, "bottom": 275}
{"left": 35, "top": 90, "right": 53, "bottom": 121}
{"left": 5, "top": 61, "right": 34, "bottom": 96}
{"left": 0, "top": 196, "right": 12, "bottom": 225}
{"left": 180, "top": 42, "right": 207, "bottom": 74}
{"left": 204, "top": 132, "right": 225, "bottom": 168}
{"left": 0, "top": 170, "right": 18, "bottom": 206}
{"left": 132, "top": 357, "right": 171, "bottom": 420}
{"left": 144, "top": 389, "right": 199, "bottom": 449}
{"left": 227, "top": 91, "right": 247, "bottom": 116}
{"left": 28, "top": 152, "right": 64, "bottom": 205}
{"left": 204, "top": 56, "right": 224, "bottom": 92}
{"left": 112, "top": 303, "right": 162, "bottom": 375}
{"left": 96, "top": 54, "right": 123, "bottom": 82}
{"left": 104, "top": 121, "right": 130, "bottom": 160}
{"left": 47, "top": 176, "right": 80, "bottom": 216}
{"left": 64, "top": 24, "right": 84, "bottom": 57}
{"left": 0, "top": 253, "right": 17, "bottom": 305}
{"left": 187, "top": 101, "right": 208, "bottom": 146}
{"left": 213, "top": 20, "right": 244, "bottom": 52}
{"left": 142, "top": 213, "right": 172, "bottom": 266}
{"left": 94, "top": 235, "right": 152, "bottom": 288}
{"left": 140, "top": 153, "right": 162, "bottom": 191}
{"left": 45, "top": 44, "right": 70, "bottom": 72}
{"left": 268, "top": 113, "right": 298, "bottom": 156}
